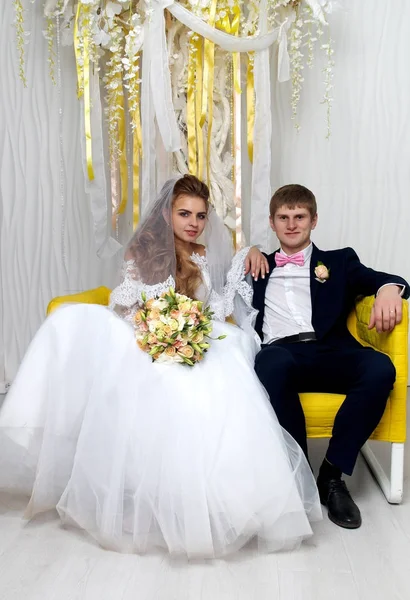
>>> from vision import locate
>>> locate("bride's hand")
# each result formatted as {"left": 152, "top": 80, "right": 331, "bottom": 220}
{"left": 244, "top": 247, "right": 270, "bottom": 281}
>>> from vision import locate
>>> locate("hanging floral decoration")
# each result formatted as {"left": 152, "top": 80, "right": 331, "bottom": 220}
{"left": 15, "top": 0, "right": 337, "bottom": 256}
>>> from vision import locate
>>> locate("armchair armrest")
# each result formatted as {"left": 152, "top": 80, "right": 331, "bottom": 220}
{"left": 46, "top": 286, "right": 112, "bottom": 316}
{"left": 347, "top": 296, "right": 408, "bottom": 443}
{"left": 348, "top": 296, "right": 408, "bottom": 362}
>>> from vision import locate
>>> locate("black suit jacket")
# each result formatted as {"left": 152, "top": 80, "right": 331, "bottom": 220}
{"left": 253, "top": 245, "right": 410, "bottom": 343}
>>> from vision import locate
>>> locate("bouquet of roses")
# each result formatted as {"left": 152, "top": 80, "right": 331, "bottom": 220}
{"left": 134, "top": 288, "right": 225, "bottom": 366}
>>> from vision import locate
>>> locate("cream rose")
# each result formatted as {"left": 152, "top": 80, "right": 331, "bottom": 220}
{"left": 314, "top": 264, "right": 329, "bottom": 281}
{"left": 149, "top": 309, "right": 161, "bottom": 321}
{"left": 164, "top": 346, "right": 177, "bottom": 357}
{"left": 163, "top": 325, "right": 173, "bottom": 336}
{"left": 192, "top": 332, "right": 204, "bottom": 344}
{"left": 147, "top": 333, "right": 158, "bottom": 345}
{"left": 179, "top": 301, "right": 192, "bottom": 313}
{"left": 134, "top": 310, "right": 144, "bottom": 324}
{"left": 137, "top": 339, "right": 147, "bottom": 351}
{"left": 169, "top": 319, "right": 179, "bottom": 331}
{"left": 178, "top": 345, "right": 194, "bottom": 359}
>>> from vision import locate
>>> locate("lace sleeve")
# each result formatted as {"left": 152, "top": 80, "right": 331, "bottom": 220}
{"left": 223, "top": 247, "right": 253, "bottom": 317}
{"left": 222, "top": 248, "right": 260, "bottom": 347}
{"left": 109, "top": 260, "right": 176, "bottom": 322}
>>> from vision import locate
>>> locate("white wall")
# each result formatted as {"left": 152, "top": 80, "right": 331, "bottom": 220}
{"left": 1, "top": 1, "right": 410, "bottom": 382}
{"left": 268, "top": 0, "right": 410, "bottom": 283}
{"left": 0, "top": 2, "right": 121, "bottom": 382}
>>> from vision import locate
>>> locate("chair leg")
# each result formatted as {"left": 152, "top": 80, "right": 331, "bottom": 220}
{"left": 361, "top": 442, "right": 404, "bottom": 504}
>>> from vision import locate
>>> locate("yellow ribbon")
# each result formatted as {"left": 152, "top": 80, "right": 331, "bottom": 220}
{"left": 200, "top": 0, "right": 217, "bottom": 129}
{"left": 134, "top": 69, "right": 143, "bottom": 153}
{"left": 82, "top": 7, "right": 94, "bottom": 181}
{"left": 117, "top": 84, "right": 128, "bottom": 215}
{"left": 133, "top": 87, "right": 142, "bottom": 229}
{"left": 73, "top": 2, "right": 83, "bottom": 98}
{"left": 206, "top": 70, "right": 214, "bottom": 187}
{"left": 246, "top": 53, "right": 255, "bottom": 163}
{"left": 110, "top": 157, "right": 119, "bottom": 231}
{"left": 230, "top": 5, "right": 241, "bottom": 95}
{"left": 194, "top": 36, "right": 204, "bottom": 179}
{"left": 132, "top": 133, "right": 140, "bottom": 230}
{"left": 215, "top": 5, "right": 241, "bottom": 94}
{"left": 187, "top": 42, "right": 197, "bottom": 175}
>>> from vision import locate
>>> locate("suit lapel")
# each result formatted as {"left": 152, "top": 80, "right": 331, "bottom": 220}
{"left": 268, "top": 252, "right": 278, "bottom": 278}
{"left": 253, "top": 251, "right": 278, "bottom": 338}
{"left": 310, "top": 243, "right": 327, "bottom": 322}
{"left": 254, "top": 252, "right": 277, "bottom": 309}
{"left": 310, "top": 244, "right": 320, "bottom": 307}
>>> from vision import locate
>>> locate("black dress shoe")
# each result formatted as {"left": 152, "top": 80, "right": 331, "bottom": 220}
{"left": 317, "top": 478, "right": 362, "bottom": 529}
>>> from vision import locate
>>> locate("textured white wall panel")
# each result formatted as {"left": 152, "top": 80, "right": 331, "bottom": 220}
{"left": 0, "top": 2, "right": 121, "bottom": 381}
{"left": 267, "top": 0, "right": 410, "bottom": 282}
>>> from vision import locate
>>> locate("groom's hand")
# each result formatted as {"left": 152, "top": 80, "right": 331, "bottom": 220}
{"left": 245, "top": 247, "right": 270, "bottom": 281}
{"left": 368, "top": 285, "right": 403, "bottom": 333}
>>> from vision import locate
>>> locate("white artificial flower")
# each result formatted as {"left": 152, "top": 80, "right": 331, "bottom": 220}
{"left": 105, "top": 1, "right": 124, "bottom": 19}
{"left": 93, "top": 28, "right": 112, "bottom": 47}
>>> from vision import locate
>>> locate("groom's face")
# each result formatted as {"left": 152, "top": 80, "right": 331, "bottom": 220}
{"left": 270, "top": 205, "right": 318, "bottom": 255}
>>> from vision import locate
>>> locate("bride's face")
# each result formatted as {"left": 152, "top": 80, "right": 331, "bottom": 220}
{"left": 172, "top": 195, "right": 208, "bottom": 244}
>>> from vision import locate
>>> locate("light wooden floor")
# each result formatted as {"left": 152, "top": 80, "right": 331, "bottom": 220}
{"left": 1, "top": 393, "right": 410, "bottom": 600}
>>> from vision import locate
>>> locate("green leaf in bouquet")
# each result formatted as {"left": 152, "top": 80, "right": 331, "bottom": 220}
{"left": 148, "top": 345, "right": 163, "bottom": 356}
{"left": 181, "top": 357, "right": 195, "bottom": 366}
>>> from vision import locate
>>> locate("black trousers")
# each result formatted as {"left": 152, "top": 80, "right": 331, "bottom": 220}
{"left": 254, "top": 339, "right": 396, "bottom": 475}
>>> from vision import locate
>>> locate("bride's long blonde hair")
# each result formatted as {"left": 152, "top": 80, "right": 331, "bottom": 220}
{"left": 126, "top": 175, "right": 210, "bottom": 299}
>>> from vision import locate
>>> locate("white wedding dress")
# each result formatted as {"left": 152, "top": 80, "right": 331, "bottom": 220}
{"left": 0, "top": 250, "right": 321, "bottom": 558}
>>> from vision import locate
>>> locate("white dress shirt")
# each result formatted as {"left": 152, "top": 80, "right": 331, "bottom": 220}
{"left": 263, "top": 244, "right": 314, "bottom": 344}
{"left": 262, "top": 244, "right": 404, "bottom": 345}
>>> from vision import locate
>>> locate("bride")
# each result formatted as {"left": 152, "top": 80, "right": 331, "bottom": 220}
{"left": 0, "top": 174, "right": 321, "bottom": 558}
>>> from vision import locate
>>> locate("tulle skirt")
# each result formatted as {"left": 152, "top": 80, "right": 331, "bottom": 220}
{"left": 0, "top": 304, "right": 321, "bottom": 558}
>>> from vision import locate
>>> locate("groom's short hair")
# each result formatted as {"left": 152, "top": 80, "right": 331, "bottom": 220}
{"left": 270, "top": 184, "right": 317, "bottom": 219}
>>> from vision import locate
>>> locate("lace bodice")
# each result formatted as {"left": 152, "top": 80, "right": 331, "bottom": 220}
{"left": 109, "top": 248, "right": 254, "bottom": 326}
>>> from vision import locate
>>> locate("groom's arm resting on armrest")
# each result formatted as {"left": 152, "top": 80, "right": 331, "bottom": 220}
{"left": 369, "top": 285, "right": 406, "bottom": 333}
{"left": 345, "top": 247, "right": 409, "bottom": 334}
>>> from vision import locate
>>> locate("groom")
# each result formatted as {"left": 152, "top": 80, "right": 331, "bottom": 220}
{"left": 253, "top": 184, "right": 409, "bottom": 529}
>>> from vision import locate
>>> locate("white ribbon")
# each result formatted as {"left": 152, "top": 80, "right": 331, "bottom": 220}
{"left": 79, "top": 70, "right": 122, "bottom": 257}
{"left": 168, "top": 2, "right": 279, "bottom": 52}
{"left": 149, "top": 0, "right": 181, "bottom": 153}
{"left": 141, "top": 0, "right": 181, "bottom": 211}
{"left": 305, "top": 0, "right": 329, "bottom": 25}
{"left": 277, "top": 17, "right": 293, "bottom": 83}
{"left": 250, "top": 0, "right": 272, "bottom": 250}
{"left": 141, "top": 20, "right": 157, "bottom": 214}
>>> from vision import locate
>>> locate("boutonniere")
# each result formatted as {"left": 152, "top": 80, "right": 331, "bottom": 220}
{"left": 314, "top": 261, "right": 330, "bottom": 283}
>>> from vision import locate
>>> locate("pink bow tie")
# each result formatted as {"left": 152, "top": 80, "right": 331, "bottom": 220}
{"left": 275, "top": 251, "right": 305, "bottom": 267}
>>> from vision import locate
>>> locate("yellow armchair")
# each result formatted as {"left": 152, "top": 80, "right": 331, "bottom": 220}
{"left": 301, "top": 296, "right": 408, "bottom": 444}
{"left": 46, "top": 286, "right": 111, "bottom": 316}
{"left": 47, "top": 290, "right": 408, "bottom": 503}
{"left": 300, "top": 296, "right": 408, "bottom": 504}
